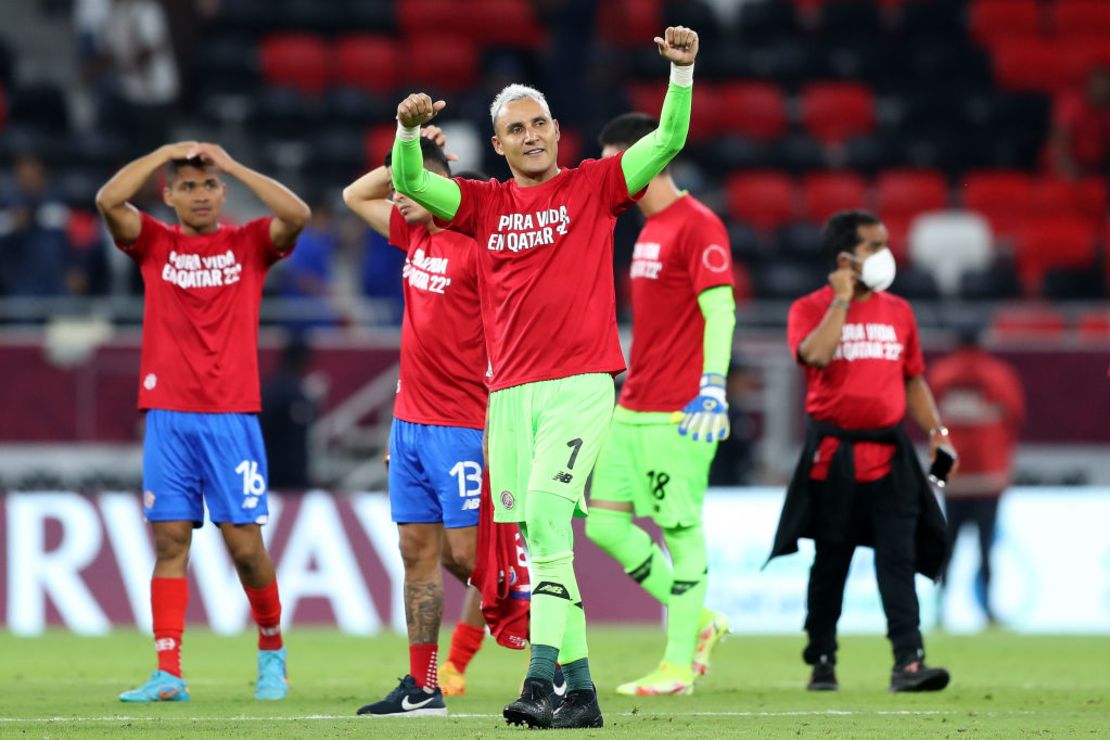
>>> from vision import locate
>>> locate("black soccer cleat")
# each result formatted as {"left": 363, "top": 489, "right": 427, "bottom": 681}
{"left": 807, "top": 661, "right": 839, "bottom": 691}
{"left": 890, "top": 661, "right": 950, "bottom": 693}
{"left": 548, "top": 665, "right": 568, "bottom": 707}
{"left": 356, "top": 674, "right": 448, "bottom": 717}
{"left": 503, "top": 677, "right": 554, "bottom": 728}
{"left": 552, "top": 683, "right": 604, "bottom": 729}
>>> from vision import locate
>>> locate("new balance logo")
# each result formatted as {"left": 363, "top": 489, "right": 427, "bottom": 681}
{"left": 552, "top": 471, "right": 573, "bottom": 484}
{"left": 533, "top": 581, "right": 571, "bottom": 600}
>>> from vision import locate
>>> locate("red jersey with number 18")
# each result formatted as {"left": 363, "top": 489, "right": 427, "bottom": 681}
{"left": 114, "top": 212, "right": 286, "bottom": 413}
{"left": 619, "top": 194, "right": 734, "bottom": 412}
{"left": 787, "top": 285, "right": 925, "bottom": 483}
{"left": 388, "top": 208, "right": 488, "bottom": 429}
{"left": 438, "top": 154, "right": 642, "bottom": 391}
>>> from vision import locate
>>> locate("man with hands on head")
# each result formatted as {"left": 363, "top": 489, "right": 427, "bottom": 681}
{"left": 390, "top": 26, "right": 700, "bottom": 729}
{"left": 96, "top": 141, "right": 309, "bottom": 703}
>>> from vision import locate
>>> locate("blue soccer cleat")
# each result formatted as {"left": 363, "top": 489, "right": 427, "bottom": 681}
{"left": 119, "top": 670, "right": 190, "bottom": 703}
{"left": 255, "top": 647, "right": 289, "bottom": 700}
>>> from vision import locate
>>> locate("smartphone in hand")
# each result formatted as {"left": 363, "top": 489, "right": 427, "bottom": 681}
{"left": 928, "top": 446, "right": 957, "bottom": 487}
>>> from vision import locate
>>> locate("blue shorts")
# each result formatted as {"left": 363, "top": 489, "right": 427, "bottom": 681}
{"left": 143, "top": 409, "right": 270, "bottom": 527}
{"left": 389, "top": 419, "right": 482, "bottom": 528}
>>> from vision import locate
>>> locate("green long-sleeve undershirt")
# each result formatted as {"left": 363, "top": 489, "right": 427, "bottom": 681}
{"left": 390, "top": 79, "right": 693, "bottom": 219}
{"left": 698, "top": 285, "right": 736, "bottom": 378}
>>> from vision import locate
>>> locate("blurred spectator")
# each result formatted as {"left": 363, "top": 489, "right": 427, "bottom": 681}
{"left": 276, "top": 199, "right": 341, "bottom": 329}
{"left": 1046, "top": 66, "right": 1110, "bottom": 179}
{"left": 929, "top": 322, "right": 1025, "bottom": 626}
{"left": 708, "top": 360, "right": 758, "bottom": 486}
{"left": 260, "top": 336, "right": 317, "bottom": 490}
{"left": 0, "top": 155, "right": 71, "bottom": 296}
{"left": 358, "top": 228, "right": 406, "bottom": 325}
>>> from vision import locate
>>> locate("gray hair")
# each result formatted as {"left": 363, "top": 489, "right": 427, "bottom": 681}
{"left": 489, "top": 84, "right": 552, "bottom": 128}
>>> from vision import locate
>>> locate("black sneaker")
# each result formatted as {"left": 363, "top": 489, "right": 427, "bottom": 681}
{"left": 552, "top": 683, "right": 603, "bottom": 729}
{"left": 548, "top": 665, "right": 568, "bottom": 707}
{"left": 807, "top": 661, "right": 839, "bottom": 691}
{"left": 503, "top": 677, "right": 554, "bottom": 728}
{"left": 890, "top": 661, "right": 950, "bottom": 692}
{"left": 356, "top": 675, "right": 448, "bottom": 717}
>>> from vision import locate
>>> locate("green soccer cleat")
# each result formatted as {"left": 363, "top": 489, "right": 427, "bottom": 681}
{"left": 255, "top": 647, "right": 288, "bottom": 700}
{"left": 692, "top": 609, "right": 730, "bottom": 679}
{"left": 119, "top": 670, "right": 190, "bottom": 703}
{"left": 616, "top": 662, "right": 695, "bottom": 696}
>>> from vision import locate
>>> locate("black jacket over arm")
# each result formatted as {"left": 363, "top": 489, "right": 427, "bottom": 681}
{"left": 766, "top": 417, "right": 950, "bottom": 580}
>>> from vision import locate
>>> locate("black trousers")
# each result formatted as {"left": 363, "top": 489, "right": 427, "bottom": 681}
{"left": 803, "top": 476, "right": 923, "bottom": 667}
{"left": 943, "top": 495, "right": 1001, "bottom": 621}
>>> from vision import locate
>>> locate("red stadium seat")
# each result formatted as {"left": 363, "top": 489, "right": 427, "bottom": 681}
{"left": 407, "top": 35, "right": 478, "bottom": 92}
{"left": 961, "top": 170, "right": 1036, "bottom": 238}
{"left": 396, "top": 0, "right": 456, "bottom": 34}
{"left": 333, "top": 35, "right": 397, "bottom": 94}
{"left": 719, "top": 82, "right": 788, "bottom": 140}
{"left": 725, "top": 171, "right": 796, "bottom": 233}
{"left": 800, "top": 82, "right": 876, "bottom": 144}
{"left": 800, "top": 171, "right": 869, "bottom": 223}
{"left": 968, "top": 0, "right": 1041, "bottom": 48}
{"left": 1033, "top": 177, "right": 1109, "bottom": 227}
{"left": 1053, "top": 1, "right": 1110, "bottom": 37}
{"left": 874, "top": 169, "right": 948, "bottom": 221}
{"left": 363, "top": 123, "right": 396, "bottom": 167}
{"left": 1076, "top": 309, "right": 1110, "bottom": 341}
{"left": 259, "top": 34, "right": 329, "bottom": 95}
{"left": 991, "top": 305, "right": 1067, "bottom": 341}
{"left": 991, "top": 38, "right": 1070, "bottom": 92}
{"left": 464, "top": 0, "right": 545, "bottom": 47}
{"left": 1013, "top": 216, "right": 1097, "bottom": 292}
{"left": 599, "top": 0, "right": 663, "bottom": 47}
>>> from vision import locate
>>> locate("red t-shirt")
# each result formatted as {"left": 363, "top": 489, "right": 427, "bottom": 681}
{"left": 787, "top": 286, "right": 925, "bottom": 482}
{"left": 116, "top": 212, "right": 285, "bottom": 413}
{"left": 388, "top": 208, "right": 488, "bottom": 429}
{"left": 927, "top": 347, "right": 1025, "bottom": 496}
{"left": 437, "top": 155, "right": 642, "bottom": 391}
{"left": 619, "top": 194, "right": 734, "bottom": 412}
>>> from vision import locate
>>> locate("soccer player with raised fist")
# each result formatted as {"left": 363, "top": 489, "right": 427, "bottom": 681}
{"left": 96, "top": 142, "right": 310, "bottom": 703}
{"left": 587, "top": 111, "right": 735, "bottom": 697}
{"left": 390, "top": 25, "right": 700, "bottom": 730}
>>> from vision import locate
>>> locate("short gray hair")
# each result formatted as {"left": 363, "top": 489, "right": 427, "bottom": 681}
{"left": 489, "top": 84, "right": 552, "bottom": 128}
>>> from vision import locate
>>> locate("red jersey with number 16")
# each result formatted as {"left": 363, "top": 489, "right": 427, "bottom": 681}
{"left": 388, "top": 208, "right": 488, "bottom": 429}
{"left": 437, "top": 154, "right": 642, "bottom": 391}
{"left": 114, "top": 212, "right": 287, "bottom": 413}
{"left": 787, "top": 285, "right": 925, "bottom": 483}
{"left": 620, "top": 194, "right": 734, "bottom": 412}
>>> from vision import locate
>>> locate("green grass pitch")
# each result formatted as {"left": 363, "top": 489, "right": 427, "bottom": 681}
{"left": 1, "top": 628, "right": 1107, "bottom": 738}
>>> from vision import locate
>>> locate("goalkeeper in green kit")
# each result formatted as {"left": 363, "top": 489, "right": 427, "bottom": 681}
{"left": 589, "top": 112, "right": 735, "bottom": 696}
{"left": 390, "top": 26, "right": 700, "bottom": 729}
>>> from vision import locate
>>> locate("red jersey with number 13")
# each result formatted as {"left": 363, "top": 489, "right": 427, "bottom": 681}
{"left": 114, "top": 212, "right": 286, "bottom": 413}
{"left": 620, "top": 194, "right": 734, "bottom": 412}
{"left": 438, "top": 154, "right": 642, "bottom": 391}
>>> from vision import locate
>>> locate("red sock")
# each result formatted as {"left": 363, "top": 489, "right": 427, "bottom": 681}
{"left": 151, "top": 577, "right": 188, "bottom": 678}
{"left": 243, "top": 579, "right": 283, "bottom": 651}
{"left": 410, "top": 643, "right": 439, "bottom": 689}
{"left": 447, "top": 623, "right": 485, "bottom": 673}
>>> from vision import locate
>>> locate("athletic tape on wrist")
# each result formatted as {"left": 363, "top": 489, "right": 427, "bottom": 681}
{"left": 396, "top": 121, "right": 420, "bottom": 141}
{"left": 670, "top": 62, "right": 694, "bottom": 87}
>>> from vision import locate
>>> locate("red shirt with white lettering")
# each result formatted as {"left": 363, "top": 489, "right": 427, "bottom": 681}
{"left": 115, "top": 212, "right": 285, "bottom": 413}
{"left": 437, "top": 154, "right": 642, "bottom": 391}
{"left": 787, "top": 285, "right": 925, "bottom": 482}
{"left": 389, "top": 208, "right": 488, "bottom": 429}
{"left": 620, "top": 194, "right": 734, "bottom": 412}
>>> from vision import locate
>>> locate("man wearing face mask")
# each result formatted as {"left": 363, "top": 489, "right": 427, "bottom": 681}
{"left": 767, "top": 210, "right": 954, "bottom": 693}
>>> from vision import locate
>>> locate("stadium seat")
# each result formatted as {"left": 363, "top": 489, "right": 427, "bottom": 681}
{"left": 907, "top": 211, "right": 993, "bottom": 296}
{"left": 599, "top": 0, "right": 663, "bottom": 47}
{"left": 990, "top": 38, "right": 1069, "bottom": 93}
{"left": 874, "top": 169, "right": 949, "bottom": 220}
{"left": 800, "top": 82, "right": 876, "bottom": 144}
{"left": 259, "top": 34, "right": 329, "bottom": 95}
{"left": 407, "top": 36, "right": 478, "bottom": 92}
{"left": 396, "top": 0, "right": 456, "bottom": 34}
{"left": 363, "top": 122, "right": 397, "bottom": 168}
{"left": 960, "top": 170, "right": 1035, "bottom": 238}
{"left": 1052, "top": 1, "right": 1110, "bottom": 37}
{"left": 968, "top": 0, "right": 1041, "bottom": 49}
{"left": 800, "top": 171, "right": 869, "bottom": 223}
{"left": 959, "top": 264, "right": 1022, "bottom": 300}
{"left": 889, "top": 264, "right": 940, "bottom": 300}
{"left": 990, "top": 305, "right": 1067, "bottom": 341}
{"left": 1076, "top": 309, "right": 1110, "bottom": 341}
{"left": 333, "top": 35, "right": 398, "bottom": 94}
{"left": 725, "top": 171, "right": 796, "bottom": 233}
{"left": 1033, "top": 177, "right": 1109, "bottom": 228}
{"left": 718, "top": 82, "right": 788, "bottom": 140}
{"left": 461, "top": 0, "right": 545, "bottom": 47}
{"left": 1013, "top": 216, "right": 1098, "bottom": 294}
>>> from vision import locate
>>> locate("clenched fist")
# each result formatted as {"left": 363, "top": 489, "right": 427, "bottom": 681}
{"left": 397, "top": 93, "right": 446, "bottom": 128}
{"left": 655, "top": 26, "right": 699, "bottom": 66}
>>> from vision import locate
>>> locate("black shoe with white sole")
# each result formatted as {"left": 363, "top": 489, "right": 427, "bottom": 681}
{"left": 503, "top": 677, "right": 554, "bottom": 728}
{"left": 356, "top": 675, "right": 448, "bottom": 717}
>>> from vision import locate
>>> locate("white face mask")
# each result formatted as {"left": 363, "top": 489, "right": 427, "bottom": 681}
{"left": 859, "top": 248, "right": 896, "bottom": 292}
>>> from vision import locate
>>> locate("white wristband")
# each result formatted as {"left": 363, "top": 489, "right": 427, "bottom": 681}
{"left": 670, "top": 62, "right": 694, "bottom": 87}
{"left": 396, "top": 121, "right": 420, "bottom": 142}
